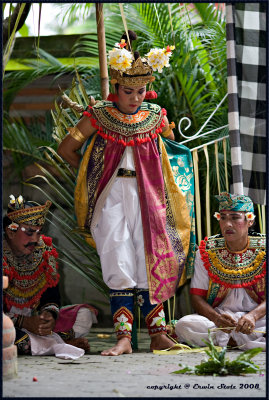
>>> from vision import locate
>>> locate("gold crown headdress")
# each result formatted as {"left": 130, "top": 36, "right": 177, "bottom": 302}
{"left": 7, "top": 195, "right": 51, "bottom": 228}
{"left": 108, "top": 31, "right": 175, "bottom": 88}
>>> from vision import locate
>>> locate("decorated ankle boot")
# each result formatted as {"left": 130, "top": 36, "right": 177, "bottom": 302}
{"left": 136, "top": 289, "right": 167, "bottom": 336}
{"left": 110, "top": 289, "right": 134, "bottom": 341}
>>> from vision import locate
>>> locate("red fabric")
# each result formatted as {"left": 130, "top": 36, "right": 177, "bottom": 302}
{"left": 96, "top": 139, "right": 125, "bottom": 198}
{"left": 107, "top": 93, "right": 119, "bottom": 102}
{"left": 54, "top": 304, "right": 98, "bottom": 333}
{"left": 190, "top": 288, "right": 207, "bottom": 297}
{"left": 133, "top": 140, "right": 181, "bottom": 303}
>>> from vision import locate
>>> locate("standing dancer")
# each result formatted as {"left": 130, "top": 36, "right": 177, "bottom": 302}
{"left": 58, "top": 31, "right": 193, "bottom": 355}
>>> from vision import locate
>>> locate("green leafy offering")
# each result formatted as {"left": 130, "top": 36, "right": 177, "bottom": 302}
{"left": 172, "top": 331, "right": 263, "bottom": 376}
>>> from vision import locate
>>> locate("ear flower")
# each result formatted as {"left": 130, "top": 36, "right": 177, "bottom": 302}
{"left": 8, "top": 222, "right": 19, "bottom": 231}
{"left": 214, "top": 212, "right": 221, "bottom": 221}
{"left": 245, "top": 212, "right": 255, "bottom": 221}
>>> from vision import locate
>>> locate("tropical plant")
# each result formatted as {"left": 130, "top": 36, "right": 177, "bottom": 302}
{"left": 3, "top": 2, "right": 32, "bottom": 73}
{"left": 172, "top": 331, "right": 264, "bottom": 376}
{"left": 3, "top": 111, "right": 54, "bottom": 182}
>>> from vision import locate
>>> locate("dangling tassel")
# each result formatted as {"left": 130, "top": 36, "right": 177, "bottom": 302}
{"left": 107, "top": 93, "right": 119, "bottom": 102}
{"left": 145, "top": 90, "right": 158, "bottom": 100}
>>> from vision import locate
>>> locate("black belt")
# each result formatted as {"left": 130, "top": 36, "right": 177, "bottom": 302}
{"left": 117, "top": 168, "right": 136, "bottom": 177}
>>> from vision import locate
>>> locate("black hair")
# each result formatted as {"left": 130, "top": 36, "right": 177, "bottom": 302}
{"left": 121, "top": 30, "right": 140, "bottom": 60}
{"left": 3, "top": 215, "right": 12, "bottom": 230}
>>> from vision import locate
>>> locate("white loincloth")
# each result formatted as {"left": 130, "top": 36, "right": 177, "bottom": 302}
{"left": 73, "top": 307, "right": 97, "bottom": 338}
{"left": 10, "top": 306, "right": 86, "bottom": 359}
{"left": 22, "top": 329, "right": 85, "bottom": 359}
{"left": 175, "top": 251, "right": 266, "bottom": 351}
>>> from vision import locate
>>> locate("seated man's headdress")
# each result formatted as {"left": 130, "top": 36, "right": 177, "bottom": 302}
{"left": 108, "top": 30, "right": 174, "bottom": 88}
{"left": 214, "top": 192, "right": 255, "bottom": 221}
{"left": 6, "top": 195, "right": 51, "bottom": 229}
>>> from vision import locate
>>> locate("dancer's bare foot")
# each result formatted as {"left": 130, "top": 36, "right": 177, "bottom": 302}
{"left": 101, "top": 337, "right": 132, "bottom": 356}
{"left": 65, "top": 337, "right": 90, "bottom": 352}
{"left": 150, "top": 334, "right": 176, "bottom": 351}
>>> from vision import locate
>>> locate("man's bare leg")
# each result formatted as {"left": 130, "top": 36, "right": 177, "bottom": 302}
{"left": 150, "top": 334, "right": 175, "bottom": 352}
{"left": 101, "top": 337, "right": 132, "bottom": 356}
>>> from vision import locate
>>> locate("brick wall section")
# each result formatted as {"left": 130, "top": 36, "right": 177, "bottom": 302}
{"left": 9, "top": 74, "right": 73, "bottom": 122}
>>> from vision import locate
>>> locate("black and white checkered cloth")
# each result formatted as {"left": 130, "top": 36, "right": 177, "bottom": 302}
{"left": 226, "top": 3, "right": 266, "bottom": 205}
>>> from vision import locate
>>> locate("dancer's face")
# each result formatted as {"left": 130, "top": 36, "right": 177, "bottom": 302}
{"left": 6, "top": 224, "right": 42, "bottom": 256}
{"left": 116, "top": 85, "right": 146, "bottom": 114}
{"left": 219, "top": 211, "right": 253, "bottom": 251}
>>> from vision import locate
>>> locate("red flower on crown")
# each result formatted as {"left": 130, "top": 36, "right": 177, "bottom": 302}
{"left": 118, "top": 39, "right": 127, "bottom": 48}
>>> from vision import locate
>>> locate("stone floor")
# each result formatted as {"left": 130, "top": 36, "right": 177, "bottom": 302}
{"left": 3, "top": 328, "right": 267, "bottom": 398}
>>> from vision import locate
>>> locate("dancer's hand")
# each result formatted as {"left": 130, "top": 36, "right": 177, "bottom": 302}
{"left": 38, "top": 311, "right": 56, "bottom": 335}
{"left": 214, "top": 313, "right": 237, "bottom": 333}
{"left": 235, "top": 313, "right": 255, "bottom": 334}
{"left": 22, "top": 312, "right": 55, "bottom": 336}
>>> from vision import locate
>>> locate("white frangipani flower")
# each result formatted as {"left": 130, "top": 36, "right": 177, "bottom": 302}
{"left": 9, "top": 194, "right": 15, "bottom": 204}
{"left": 18, "top": 195, "right": 24, "bottom": 204}
{"left": 108, "top": 47, "right": 134, "bottom": 72}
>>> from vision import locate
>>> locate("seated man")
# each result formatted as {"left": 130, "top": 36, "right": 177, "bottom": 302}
{"left": 3, "top": 195, "right": 97, "bottom": 359}
{"left": 175, "top": 192, "right": 266, "bottom": 351}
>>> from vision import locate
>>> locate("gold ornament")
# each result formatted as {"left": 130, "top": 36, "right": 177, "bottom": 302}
{"left": 7, "top": 198, "right": 52, "bottom": 227}
{"left": 68, "top": 127, "right": 87, "bottom": 143}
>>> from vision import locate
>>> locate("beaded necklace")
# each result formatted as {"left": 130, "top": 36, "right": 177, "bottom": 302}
{"left": 199, "top": 233, "right": 266, "bottom": 288}
{"left": 83, "top": 101, "right": 167, "bottom": 146}
{"left": 3, "top": 235, "right": 59, "bottom": 309}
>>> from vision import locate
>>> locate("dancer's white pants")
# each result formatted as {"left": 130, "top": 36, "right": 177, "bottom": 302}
{"left": 92, "top": 177, "right": 148, "bottom": 290}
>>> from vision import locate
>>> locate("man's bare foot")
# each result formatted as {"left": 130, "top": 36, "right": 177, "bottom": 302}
{"left": 101, "top": 337, "right": 132, "bottom": 356}
{"left": 150, "top": 334, "right": 176, "bottom": 351}
{"left": 65, "top": 337, "right": 90, "bottom": 352}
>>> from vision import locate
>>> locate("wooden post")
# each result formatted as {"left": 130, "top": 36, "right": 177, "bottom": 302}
{"left": 96, "top": 4, "right": 109, "bottom": 100}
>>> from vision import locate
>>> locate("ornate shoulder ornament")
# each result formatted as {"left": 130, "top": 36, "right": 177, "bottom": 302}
{"left": 83, "top": 101, "right": 166, "bottom": 146}
{"left": 199, "top": 233, "right": 266, "bottom": 288}
{"left": 3, "top": 236, "right": 59, "bottom": 310}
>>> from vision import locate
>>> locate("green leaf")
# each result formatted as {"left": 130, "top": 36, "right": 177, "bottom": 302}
{"left": 172, "top": 365, "right": 194, "bottom": 374}
{"left": 18, "top": 23, "right": 29, "bottom": 37}
{"left": 235, "top": 347, "right": 263, "bottom": 361}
